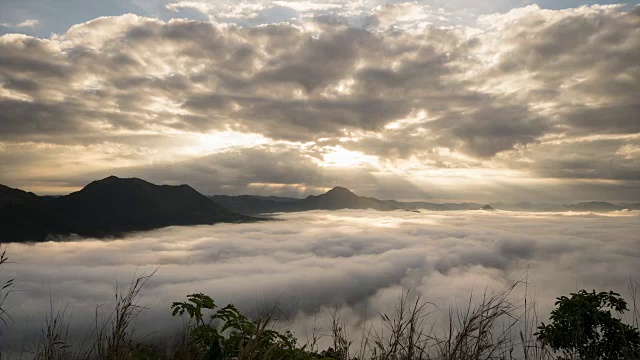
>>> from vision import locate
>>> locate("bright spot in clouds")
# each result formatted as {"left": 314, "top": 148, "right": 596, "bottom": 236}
{"left": 320, "top": 146, "right": 380, "bottom": 168}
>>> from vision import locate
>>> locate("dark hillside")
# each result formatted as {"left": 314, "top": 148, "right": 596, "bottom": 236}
{"left": 1, "top": 176, "right": 252, "bottom": 242}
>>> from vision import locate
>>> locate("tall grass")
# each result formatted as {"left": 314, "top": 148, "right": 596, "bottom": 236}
{"left": 32, "top": 300, "right": 71, "bottom": 360}
{"left": 0, "top": 245, "right": 15, "bottom": 332}
{"left": 90, "top": 270, "right": 157, "bottom": 360}
{"left": 324, "top": 283, "right": 546, "bottom": 360}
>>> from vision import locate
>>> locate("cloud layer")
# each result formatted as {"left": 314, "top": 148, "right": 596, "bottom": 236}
{"left": 0, "top": 3, "right": 638, "bottom": 201}
{"left": 2, "top": 210, "right": 639, "bottom": 350}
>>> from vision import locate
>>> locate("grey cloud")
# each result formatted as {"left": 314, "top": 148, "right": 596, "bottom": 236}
{"left": 0, "top": 99, "right": 86, "bottom": 139}
{"left": 256, "top": 28, "right": 371, "bottom": 93}
{"left": 0, "top": 14, "right": 543, "bottom": 153}
{"left": 0, "top": 5, "right": 638, "bottom": 197}
{"left": 0, "top": 36, "right": 70, "bottom": 78}
{"left": 501, "top": 137, "right": 640, "bottom": 181}
{"left": 132, "top": 146, "right": 323, "bottom": 191}
{"left": 476, "top": 5, "right": 640, "bottom": 136}
{"left": 564, "top": 104, "right": 640, "bottom": 135}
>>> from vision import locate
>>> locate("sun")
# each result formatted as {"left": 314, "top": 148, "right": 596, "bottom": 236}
{"left": 320, "top": 146, "right": 380, "bottom": 168}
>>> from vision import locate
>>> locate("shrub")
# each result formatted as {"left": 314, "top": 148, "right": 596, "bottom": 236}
{"left": 171, "top": 293, "right": 331, "bottom": 360}
{"left": 536, "top": 290, "right": 640, "bottom": 360}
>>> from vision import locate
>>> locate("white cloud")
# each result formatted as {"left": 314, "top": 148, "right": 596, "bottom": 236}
{"left": 1, "top": 18, "right": 40, "bottom": 29}
{"left": 15, "top": 19, "right": 40, "bottom": 28}
{"left": 2, "top": 210, "right": 638, "bottom": 350}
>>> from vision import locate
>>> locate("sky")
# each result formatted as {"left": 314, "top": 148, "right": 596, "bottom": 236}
{"left": 2, "top": 210, "right": 639, "bottom": 350}
{"left": 0, "top": 0, "right": 639, "bottom": 202}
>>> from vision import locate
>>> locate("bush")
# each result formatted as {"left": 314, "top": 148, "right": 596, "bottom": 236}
{"left": 536, "top": 290, "right": 640, "bottom": 360}
{"left": 171, "top": 293, "right": 332, "bottom": 360}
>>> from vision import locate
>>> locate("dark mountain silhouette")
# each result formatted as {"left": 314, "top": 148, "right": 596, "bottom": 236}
{"left": 561, "top": 201, "right": 623, "bottom": 212}
{"left": 2, "top": 176, "right": 635, "bottom": 242}
{"left": 212, "top": 186, "right": 398, "bottom": 215}
{"left": 1, "top": 176, "right": 251, "bottom": 243}
{"left": 209, "top": 195, "right": 293, "bottom": 215}
{"left": 488, "top": 202, "right": 561, "bottom": 212}
{"left": 381, "top": 200, "right": 483, "bottom": 211}
{"left": 489, "top": 201, "right": 627, "bottom": 213}
{"left": 620, "top": 202, "right": 640, "bottom": 210}
{"left": 211, "top": 190, "right": 633, "bottom": 216}
{"left": 0, "top": 185, "right": 73, "bottom": 242}
{"left": 300, "top": 186, "right": 397, "bottom": 211}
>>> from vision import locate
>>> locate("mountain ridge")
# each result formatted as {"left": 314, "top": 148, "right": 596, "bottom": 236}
{"left": 2, "top": 177, "right": 637, "bottom": 242}
{"left": 211, "top": 189, "right": 638, "bottom": 215}
{"left": 1, "top": 176, "right": 253, "bottom": 243}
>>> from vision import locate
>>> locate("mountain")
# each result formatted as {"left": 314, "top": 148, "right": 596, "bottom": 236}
{"left": 211, "top": 186, "right": 397, "bottom": 215}
{"left": 1, "top": 176, "right": 251, "bottom": 242}
{"left": 561, "top": 201, "right": 623, "bottom": 212}
{"left": 0, "top": 185, "right": 72, "bottom": 242}
{"left": 488, "top": 201, "right": 628, "bottom": 212}
{"left": 299, "top": 186, "right": 397, "bottom": 211}
{"left": 619, "top": 203, "right": 640, "bottom": 210}
{"left": 210, "top": 195, "right": 293, "bottom": 215}
{"left": 210, "top": 189, "right": 634, "bottom": 215}
{"left": 488, "top": 202, "right": 562, "bottom": 212}
{"left": 3, "top": 177, "right": 634, "bottom": 242}
{"left": 382, "top": 200, "right": 483, "bottom": 211}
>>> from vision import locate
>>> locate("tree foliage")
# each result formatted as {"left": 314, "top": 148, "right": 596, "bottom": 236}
{"left": 536, "top": 290, "right": 640, "bottom": 360}
{"left": 171, "top": 293, "right": 332, "bottom": 360}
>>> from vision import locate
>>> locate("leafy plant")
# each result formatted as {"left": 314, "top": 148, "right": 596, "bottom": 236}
{"left": 536, "top": 290, "right": 640, "bottom": 359}
{"left": 171, "top": 293, "right": 330, "bottom": 360}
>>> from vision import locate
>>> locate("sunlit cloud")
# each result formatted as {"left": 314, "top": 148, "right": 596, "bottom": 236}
{"left": 0, "top": 3, "right": 638, "bottom": 201}
{"left": 0, "top": 19, "right": 40, "bottom": 30}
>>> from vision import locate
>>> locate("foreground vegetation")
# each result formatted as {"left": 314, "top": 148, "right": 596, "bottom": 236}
{"left": 0, "top": 249, "right": 638, "bottom": 360}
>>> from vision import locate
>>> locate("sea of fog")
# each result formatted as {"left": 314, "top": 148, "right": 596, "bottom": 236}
{"left": 1, "top": 209, "right": 639, "bottom": 351}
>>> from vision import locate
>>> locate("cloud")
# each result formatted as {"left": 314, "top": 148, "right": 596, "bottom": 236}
{"left": 1, "top": 210, "right": 638, "bottom": 350}
{"left": 0, "top": 4, "right": 638, "bottom": 200}
{"left": 0, "top": 19, "right": 40, "bottom": 29}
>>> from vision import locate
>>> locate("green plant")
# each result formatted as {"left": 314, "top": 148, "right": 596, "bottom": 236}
{"left": 536, "top": 290, "right": 640, "bottom": 360}
{"left": 171, "top": 293, "right": 329, "bottom": 360}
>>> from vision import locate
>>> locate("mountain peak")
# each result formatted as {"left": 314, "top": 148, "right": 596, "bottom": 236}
{"left": 80, "top": 176, "right": 137, "bottom": 192}
{"left": 325, "top": 186, "right": 356, "bottom": 197}
{"left": 97, "top": 175, "right": 144, "bottom": 183}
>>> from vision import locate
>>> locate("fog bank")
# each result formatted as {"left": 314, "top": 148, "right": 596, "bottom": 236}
{"left": 1, "top": 210, "right": 639, "bottom": 351}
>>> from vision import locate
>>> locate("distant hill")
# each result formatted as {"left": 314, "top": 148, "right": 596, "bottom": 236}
{"left": 212, "top": 186, "right": 397, "bottom": 215}
{"left": 210, "top": 195, "right": 293, "bottom": 215}
{"left": 210, "top": 189, "right": 634, "bottom": 216}
{"left": 561, "top": 201, "right": 623, "bottom": 212}
{"left": 619, "top": 203, "right": 640, "bottom": 210}
{"left": 212, "top": 187, "right": 491, "bottom": 215}
{"left": 382, "top": 200, "right": 483, "bottom": 211}
{"left": 0, "top": 185, "right": 73, "bottom": 242}
{"left": 489, "top": 201, "right": 629, "bottom": 213}
{"left": 3, "top": 177, "right": 634, "bottom": 242}
{"left": 299, "top": 186, "right": 397, "bottom": 211}
{"left": 1, "top": 176, "right": 251, "bottom": 243}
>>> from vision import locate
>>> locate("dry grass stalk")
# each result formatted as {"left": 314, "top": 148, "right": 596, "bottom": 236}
{"left": 89, "top": 269, "right": 157, "bottom": 360}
